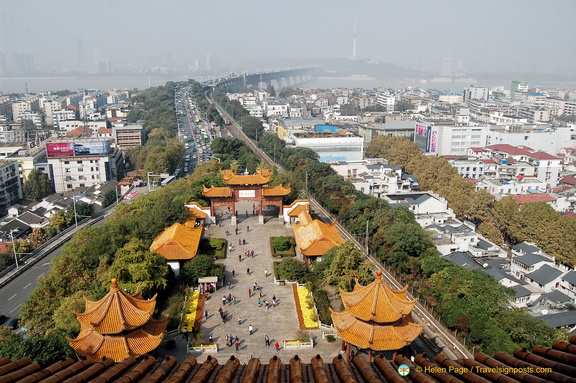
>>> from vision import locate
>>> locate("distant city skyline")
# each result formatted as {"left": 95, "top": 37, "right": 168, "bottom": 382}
{"left": 1, "top": 0, "right": 575, "bottom": 77}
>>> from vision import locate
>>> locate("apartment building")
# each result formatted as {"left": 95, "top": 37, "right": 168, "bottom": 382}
{"left": 46, "top": 140, "right": 123, "bottom": 193}
{"left": 112, "top": 124, "right": 145, "bottom": 148}
{"left": 0, "top": 160, "right": 23, "bottom": 215}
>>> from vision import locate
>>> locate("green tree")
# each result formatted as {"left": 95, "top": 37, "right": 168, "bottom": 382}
{"left": 52, "top": 292, "right": 85, "bottom": 336}
{"left": 321, "top": 242, "right": 373, "bottom": 291}
{"left": 102, "top": 189, "right": 117, "bottom": 208}
{"left": 180, "top": 255, "right": 223, "bottom": 286}
{"left": 395, "top": 101, "right": 415, "bottom": 112}
{"left": 0, "top": 331, "right": 75, "bottom": 363}
{"left": 102, "top": 238, "right": 170, "bottom": 295}
{"left": 23, "top": 169, "right": 52, "bottom": 201}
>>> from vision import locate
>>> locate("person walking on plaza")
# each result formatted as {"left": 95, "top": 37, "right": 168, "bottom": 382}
{"left": 275, "top": 341, "right": 280, "bottom": 351}
{"left": 204, "top": 310, "right": 208, "bottom": 320}
{"left": 248, "top": 324, "right": 253, "bottom": 335}
{"left": 237, "top": 315, "right": 242, "bottom": 325}
{"left": 247, "top": 267, "right": 251, "bottom": 275}
{"left": 238, "top": 254, "right": 241, "bottom": 262}
{"left": 183, "top": 328, "right": 188, "bottom": 341}
{"left": 248, "top": 288, "right": 252, "bottom": 297}
{"left": 264, "top": 269, "right": 268, "bottom": 277}
{"left": 235, "top": 341, "right": 240, "bottom": 351}
{"left": 228, "top": 282, "right": 231, "bottom": 289}
{"left": 232, "top": 269, "right": 235, "bottom": 277}
{"left": 265, "top": 335, "right": 270, "bottom": 346}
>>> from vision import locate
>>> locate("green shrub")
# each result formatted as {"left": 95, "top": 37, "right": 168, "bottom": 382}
{"left": 275, "top": 258, "right": 308, "bottom": 282}
{"left": 313, "top": 289, "right": 333, "bottom": 325}
{"left": 326, "top": 335, "right": 336, "bottom": 343}
{"left": 272, "top": 236, "right": 292, "bottom": 252}
{"left": 209, "top": 238, "right": 225, "bottom": 250}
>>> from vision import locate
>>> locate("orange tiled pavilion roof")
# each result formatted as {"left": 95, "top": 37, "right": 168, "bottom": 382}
{"left": 150, "top": 223, "right": 202, "bottom": 261}
{"left": 68, "top": 279, "right": 167, "bottom": 362}
{"left": 69, "top": 317, "right": 167, "bottom": 362}
{"left": 340, "top": 270, "right": 416, "bottom": 323}
{"left": 262, "top": 185, "right": 291, "bottom": 196}
{"left": 330, "top": 310, "right": 423, "bottom": 351}
{"left": 292, "top": 216, "right": 343, "bottom": 257}
{"left": 75, "top": 279, "right": 157, "bottom": 334}
{"left": 202, "top": 186, "right": 233, "bottom": 198}
{"left": 221, "top": 169, "right": 272, "bottom": 185}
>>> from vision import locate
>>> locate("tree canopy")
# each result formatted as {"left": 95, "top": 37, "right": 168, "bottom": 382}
{"left": 23, "top": 169, "right": 52, "bottom": 201}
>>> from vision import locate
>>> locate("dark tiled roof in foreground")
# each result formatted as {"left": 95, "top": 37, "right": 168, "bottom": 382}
{"left": 1, "top": 336, "right": 576, "bottom": 382}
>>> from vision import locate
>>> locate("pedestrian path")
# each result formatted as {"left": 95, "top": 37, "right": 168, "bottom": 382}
{"left": 157, "top": 211, "right": 342, "bottom": 362}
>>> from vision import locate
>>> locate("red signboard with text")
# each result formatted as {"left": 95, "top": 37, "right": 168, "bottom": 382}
{"left": 47, "top": 142, "right": 74, "bottom": 156}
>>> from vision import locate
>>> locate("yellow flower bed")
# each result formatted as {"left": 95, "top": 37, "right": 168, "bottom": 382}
{"left": 297, "top": 287, "right": 319, "bottom": 329}
{"left": 181, "top": 290, "right": 200, "bottom": 332}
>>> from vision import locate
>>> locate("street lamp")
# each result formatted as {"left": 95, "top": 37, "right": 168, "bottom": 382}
{"left": 147, "top": 172, "right": 161, "bottom": 191}
{"left": 72, "top": 194, "right": 90, "bottom": 229}
{"left": 9, "top": 230, "right": 32, "bottom": 270}
{"left": 10, "top": 230, "right": 19, "bottom": 269}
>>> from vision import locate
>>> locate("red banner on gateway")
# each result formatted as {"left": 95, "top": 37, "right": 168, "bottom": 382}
{"left": 47, "top": 142, "right": 74, "bottom": 156}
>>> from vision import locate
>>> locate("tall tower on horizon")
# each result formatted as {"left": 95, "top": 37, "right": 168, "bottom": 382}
{"left": 351, "top": 21, "right": 357, "bottom": 60}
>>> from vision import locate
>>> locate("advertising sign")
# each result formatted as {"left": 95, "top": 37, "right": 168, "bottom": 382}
{"left": 415, "top": 124, "right": 428, "bottom": 137}
{"left": 47, "top": 142, "right": 74, "bottom": 156}
{"left": 47, "top": 141, "right": 111, "bottom": 157}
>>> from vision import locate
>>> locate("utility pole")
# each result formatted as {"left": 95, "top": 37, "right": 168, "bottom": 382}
{"left": 365, "top": 220, "right": 369, "bottom": 254}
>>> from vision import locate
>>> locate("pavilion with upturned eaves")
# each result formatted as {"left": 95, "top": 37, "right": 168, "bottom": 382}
{"left": 68, "top": 278, "right": 167, "bottom": 362}
{"left": 202, "top": 169, "right": 291, "bottom": 225}
{"left": 331, "top": 270, "right": 424, "bottom": 361}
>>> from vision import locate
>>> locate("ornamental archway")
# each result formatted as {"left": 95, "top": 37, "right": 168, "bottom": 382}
{"left": 202, "top": 169, "right": 290, "bottom": 225}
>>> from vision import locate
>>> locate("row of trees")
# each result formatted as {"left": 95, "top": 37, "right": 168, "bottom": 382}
{"left": 217, "top": 97, "right": 565, "bottom": 354}
{"left": 125, "top": 82, "right": 185, "bottom": 174}
{"left": 367, "top": 136, "right": 576, "bottom": 267}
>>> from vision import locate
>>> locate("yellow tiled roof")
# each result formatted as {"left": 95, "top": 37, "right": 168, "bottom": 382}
{"left": 68, "top": 317, "right": 167, "bottom": 362}
{"left": 284, "top": 200, "right": 310, "bottom": 217}
{"left": 187, "top": 207, "right": 208, "bottom": 219}
{"left": 262, "top": 185, "right": 291, "bottom": 196}
{"left": 77, "top": 279, "right": 157, "bottom": 334}
{"left": 202, "top": 186, "right": 233, "bottom": 198}
{"left": 296, "top": 211, "right": 313, "bottom": 225}
{"left": 340, "top": 271, "right": 416, "bottom": 323}
{"left": 185, "top": 202, "right": 209, "bottom": 219}
{"left": 330, "top": 310, "right": 423, "bottom": 351}
{"left": 222, "top": 169, "right": 271, "bottom": 185}
{"left": 293, "top": 219, "right": 343, "bottom": 256}
{"left": 150, "top": 223, "right": 202, "bottom": 261}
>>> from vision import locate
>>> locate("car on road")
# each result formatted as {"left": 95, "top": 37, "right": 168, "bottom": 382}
{"left": 8, "top": 317, "right": 19, "bottom": 330}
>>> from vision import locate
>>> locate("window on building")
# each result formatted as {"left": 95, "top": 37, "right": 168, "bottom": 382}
{"left": 77, "top": 161, "right": 83, "bottom": 164}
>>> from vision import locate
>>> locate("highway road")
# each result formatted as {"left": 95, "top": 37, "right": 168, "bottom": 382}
{"left": 0, "top": 243, "right": 65, "bottom": 324}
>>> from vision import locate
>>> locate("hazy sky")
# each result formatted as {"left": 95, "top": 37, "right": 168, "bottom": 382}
{"left": 1, "top": 0, "right": 575, "bottom": 75}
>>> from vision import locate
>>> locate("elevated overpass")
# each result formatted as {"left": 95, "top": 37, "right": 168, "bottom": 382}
{"left": 210, "top": 68, "right": 318, "bottom": 91}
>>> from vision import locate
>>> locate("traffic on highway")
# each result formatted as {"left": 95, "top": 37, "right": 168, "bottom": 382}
{"left": 175, "top": 87, "right": 217, "bottom": 177}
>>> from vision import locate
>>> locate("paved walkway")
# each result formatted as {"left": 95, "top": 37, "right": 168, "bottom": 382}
{"left": 157, "top": 209, "right": 342, "bottom": 363}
